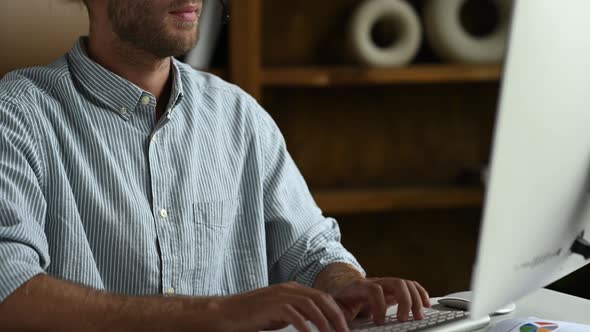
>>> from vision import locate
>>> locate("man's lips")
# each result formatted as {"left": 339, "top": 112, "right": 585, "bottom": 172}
{"left": 170, "top": 5, "right": 200, "bottom": 21}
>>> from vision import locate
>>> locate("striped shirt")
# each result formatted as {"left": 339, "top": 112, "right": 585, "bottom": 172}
{"left": 0, "top": 37, "right": 363, "bottom": 301}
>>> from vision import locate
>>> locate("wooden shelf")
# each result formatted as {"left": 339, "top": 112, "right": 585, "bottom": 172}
{"left": 263, "top": 64, "right": 503, "bottom": 87}
{"left": 313, "top": 187, "right": 485, "bottom": 215}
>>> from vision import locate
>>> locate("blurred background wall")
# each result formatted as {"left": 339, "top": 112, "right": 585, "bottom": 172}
{"left": 1, "top": 0, "right": 587, "bottom": 299}
{"left": 0, "top": 0, "right": 88, "bottom": 76}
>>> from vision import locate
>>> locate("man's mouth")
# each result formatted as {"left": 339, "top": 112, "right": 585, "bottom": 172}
{"left": 170, "top": 5, "right": 200, "bottom": 21}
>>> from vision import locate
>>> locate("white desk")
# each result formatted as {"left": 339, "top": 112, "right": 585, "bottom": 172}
{"left": 272, "top": 289, "right": 590, "bottom": 331}
{"left": 483, "top": 288, "right": 590, "bottom": 326}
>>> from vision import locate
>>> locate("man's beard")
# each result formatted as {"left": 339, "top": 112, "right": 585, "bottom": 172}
{"left": 108, "top": 0, "right": 199, "bottom": 58}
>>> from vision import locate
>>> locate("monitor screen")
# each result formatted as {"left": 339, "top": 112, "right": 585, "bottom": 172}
{"left": 469, "top": 0, "right": 590, "bottom": 318}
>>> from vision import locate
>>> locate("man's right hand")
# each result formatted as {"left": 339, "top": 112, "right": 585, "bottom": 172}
{"left": 214, "top": 281, "right": 350, "bottom": 332}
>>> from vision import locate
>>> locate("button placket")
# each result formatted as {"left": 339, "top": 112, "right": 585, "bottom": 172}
{"left": 148, "top": 124, "right": 178, "bottom": 297}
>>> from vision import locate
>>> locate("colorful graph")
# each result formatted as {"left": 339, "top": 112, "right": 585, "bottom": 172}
{"left": 519, "top": 322, "right": 560, "bottom": 332}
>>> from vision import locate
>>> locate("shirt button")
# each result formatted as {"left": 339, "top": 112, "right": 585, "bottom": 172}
{"left": 141, "top": 95, "right": 150, "bottom": 105}
{"left": 159, "top": 209, "right": 168, "bottom": 218}
{"left": 166, "top": 287, "right": 175, "bottom": 295}
{"left": 151, "top": 134, "right": 158, "bottom": 142}
{"left": 120, "top": 107, "right": 128, "bottom": 115}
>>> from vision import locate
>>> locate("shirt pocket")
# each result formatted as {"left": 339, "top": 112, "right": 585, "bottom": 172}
{"left": 191, "top": 197, "right": 240, "bottom": 295}
{"left": 194, "top": 198, "right": 240, "bottom": 228}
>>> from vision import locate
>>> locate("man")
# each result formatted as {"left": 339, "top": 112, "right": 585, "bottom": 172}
{"left": 0, "top": 0, "right": 430, "bottom": 331}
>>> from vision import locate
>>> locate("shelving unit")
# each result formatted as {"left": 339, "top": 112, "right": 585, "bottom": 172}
{"left": 226, "top": 0, "right": 501, "bottom": 295}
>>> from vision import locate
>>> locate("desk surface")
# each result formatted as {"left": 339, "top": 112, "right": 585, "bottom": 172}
{"left": 272, "top": 288, "right": 590, "bottom": 332}
{"left": 491, "top": 288, "right": 590, "bottom": 325}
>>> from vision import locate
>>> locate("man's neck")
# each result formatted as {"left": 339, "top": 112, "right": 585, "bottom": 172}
{"left": 86, "top": 30, "right": 173, "bottom": 114}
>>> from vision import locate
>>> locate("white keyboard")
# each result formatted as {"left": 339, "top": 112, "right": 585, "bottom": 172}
{"left": 351, "top": 309, "right": 480, "bottom": 332}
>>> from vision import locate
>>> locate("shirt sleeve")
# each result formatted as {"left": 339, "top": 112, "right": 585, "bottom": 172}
{"left": 254, "top": 102, "right": 365, "bottom": 287}
{"left": 0, "top": 100, "right": 49, "bottom": 302}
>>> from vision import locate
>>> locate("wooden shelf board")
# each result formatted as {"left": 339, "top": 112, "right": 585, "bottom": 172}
{"left": 263, "top": 64, "right": 502, "bottom": 87}
{"left": 313, "top": 187, "right": 484, "bottom": 214}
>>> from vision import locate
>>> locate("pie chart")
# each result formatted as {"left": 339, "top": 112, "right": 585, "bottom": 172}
{"left": 519, "top": 322, "right": 560, "bottom": 332}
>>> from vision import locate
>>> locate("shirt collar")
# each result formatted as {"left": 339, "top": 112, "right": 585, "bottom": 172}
{"left": 68, "top": 37, "right": 185, "bottom": 119}
{"left": 169, "top": 57, "right": 185, "bottom": 110}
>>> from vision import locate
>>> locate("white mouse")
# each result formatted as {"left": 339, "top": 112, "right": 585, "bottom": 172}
{"left": 438, "top": 291, "right": 516, "bottom": 315}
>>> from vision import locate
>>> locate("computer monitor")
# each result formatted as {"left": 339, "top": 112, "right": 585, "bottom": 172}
{"left": 469, "top": 0, "right": 590, "bottom": 319}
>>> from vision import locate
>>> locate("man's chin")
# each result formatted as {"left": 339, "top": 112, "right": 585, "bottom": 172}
{"left": 171, "top": 28, "right": 198, "bottom": 45}
{"left": 157, "top": 34, "right": 198, "bottom": 57}
{"left": 176, "top": 39, "right": 198, "bottom": 56}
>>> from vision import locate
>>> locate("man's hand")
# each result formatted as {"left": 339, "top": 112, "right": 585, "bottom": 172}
{"left": 328, "top": 277, "right": 431, "bottom": 324}
{"left": 313, "top": 264, "right": 431, "bottom": 326}
{"left": 215, "top": 281, "right": 350, "bottom": 332}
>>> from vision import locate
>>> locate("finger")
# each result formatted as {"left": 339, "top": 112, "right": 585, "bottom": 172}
{"left": 383, "top": 279, "right": 411, "bottom": 322}
{"left": 311, "top": 292, "right": 350, "bottom": 332}
{"left": 384, "top": 294, "right": 398, "bottom": 306}
{"left": 282, "top": 304, "right": 312, "bottom": 332}
{"left": 375, "top": 279, "right": 412, "bottom": 322}
{"left": 338, "top": 301, "right": 362, "bottom": 323}
{"left": 365, "top": 282, "right": 387, "bottom": 326}
{"left": 290, "top": 296, "right": 332, "bottom": 332}
{"left": 293, "top": 288, "right": 349, "bottom": 332}
{"left": 414, "top": 281, "right": 431, "bottom": 308}
{"left": 406, "top": 281, "right": 425, "bottom": 320}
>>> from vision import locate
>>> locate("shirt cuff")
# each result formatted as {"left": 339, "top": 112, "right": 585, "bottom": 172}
{"left": 294, "top": 243, "right": 366, "bottom": 288}
{"left": 0, "top": 258, "right": 46, "bottom": 302}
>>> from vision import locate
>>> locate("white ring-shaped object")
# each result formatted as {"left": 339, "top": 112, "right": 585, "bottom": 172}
{"left": 349, "top": 0, "right": 422, "bottom": 67}
{"left": 423, "top": 0, "right": 512, "bottom": 63}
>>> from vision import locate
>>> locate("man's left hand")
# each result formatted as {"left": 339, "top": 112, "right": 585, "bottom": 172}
{"left": 313, "top": 264, "right": 431, "bottom": 326}
{"left": 328, "top": 277, "right": 431, "bottom": 325}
